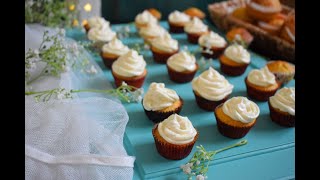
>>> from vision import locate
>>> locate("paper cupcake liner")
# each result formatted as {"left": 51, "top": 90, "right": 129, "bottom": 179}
{"left": 201, "top": 46, "right": 226, "bottom": 59}
{"left": 112, "top": 70, "right": 147, "bottom": 88}
{"left": 187, "top": 32, "right": 202, "bottom": 44}
{"left": 214, "top": 104, "right": 256, "bottom": 139}
{"left": 245, "top": 77, "right": 278, "bottom": 101}
{"left": 268, "top": 101, "right": 295, "bottom": 127}
{"left": 219, "top": 56, "right": 249, "bottom": 76}
{"left": 193, "top": 91, "right": 229, "bottom": 111}
{"left": 152, "top": 124, "right": 199, "bottom": 160}
{"left": 169, "top": 23, "right": 185, "bottom": 33}
{"left": 151, "top": 49, "right": 179, "bottom": 64}
{"left": 167, "top": 64, "right": 198, "bottom": 83}
{"left": 84, "top": 24, "right": 90, "bottom": 33}
{"left": 100, "top": 52, "right": 118, "bottom": 69}
{"left": 143, "top": 97, "right": 184, "bottom": 123}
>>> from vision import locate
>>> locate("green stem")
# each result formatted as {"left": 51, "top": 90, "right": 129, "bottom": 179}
{"left": 26, "top": 65, "right": 47, "bottom": 85}
{"left": 213, "top": 140, "right": 248, "bottom": 154}
{"left": 25, "top": 89, "right": 52, "bottom": 95}
{"left": 71, "top": 89, "right": 113, "bottom": 94}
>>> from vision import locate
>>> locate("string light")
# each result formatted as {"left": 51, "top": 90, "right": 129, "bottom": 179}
{"left": 84, "top": 3, "right": 92, "bottom": 12}
{"left": 69, "top": 4, "right": 75, "bottom": 11}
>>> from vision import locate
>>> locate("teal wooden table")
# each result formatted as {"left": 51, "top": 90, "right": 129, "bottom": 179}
{"left": 67, "top": 21, "right": 295, "bottom": 180}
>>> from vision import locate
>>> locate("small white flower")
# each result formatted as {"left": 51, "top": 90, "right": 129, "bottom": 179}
{"left": 56, "top": 92, "right": 64, "bottom": 100}
{"left": 235, "top": 34, "right": 242, "bottom": 41}
{"left": 86, "top": 65, "right": 97, "bottom": 74}
{"left": 124, "top": 26, "right": 130, "bottom": 33}
{"left": 121, "top": 81, "right": 128, "bottom": 86}
{"left": 183, "top": 45, "right": 188, "bottom": 51}
{"left": 196, "top": 174, "right": 205, "bottom": 180}
{"left": 196, "top": 160, "right": 200, "bottom": 165}
{"left": 180, "top": 165, "right": 192, "bottom": 175}
{"left": 33, "top": 49, "right": 39, "bottom": 55}
{"left": 143, "top": 44, "right": 150, "bottom": 50}
{"left": 49, "top": 12, "right": 54, "bottom": 18}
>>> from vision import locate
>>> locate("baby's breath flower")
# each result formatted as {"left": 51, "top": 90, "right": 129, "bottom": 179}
{"left": 196, "top": 174, "right": 205, "bottom": 180}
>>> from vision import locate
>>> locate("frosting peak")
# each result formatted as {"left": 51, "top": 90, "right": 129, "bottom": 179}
{"left": 269, "top": 87, "right": 295, "bottom": 115}
{"left": 247, "top": 66, "right": 276, "bottom": 87}
{"left": 224, "top": 44, "right": 250, "bottom": 64}
{"left": 168, "top": 10, "right": 191, "bottom": 23}
{"left": 102, "top": 38, "right": 130, "bottom": 55}
{"left": 184, "top": 17, "right": 208, "bottom": 33}
{"left": 167, "top": 51, "right": 197, "bottom": 72}
{"left": 151, "top": 33, "right": 179, "bottom": 53}
{"left": 198, "top": 31, "right": 227, "bottom": 48}
{"left": 88, "top": 16, "right": 110, "bottom": 29}
{"left": 112, "top": 50, "right": 146, "bottom": 77}
{"left": 87, "top": 23, "right": 116, "bottom": 42}
{"left": 135, "top": 10, "right": 157, "bottom": 25}
{"left": 139, "top": 22, "right": 166, "bottom": 38}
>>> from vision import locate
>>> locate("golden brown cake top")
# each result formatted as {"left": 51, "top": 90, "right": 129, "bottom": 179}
{"left": 184, "top": 7, "right": 206, "bottom": 19}
{"left": 147, "top": 8, "right": 162, "bottom": 20}
{"left": 266, "top": 60, "right": 295, "bottom": 73}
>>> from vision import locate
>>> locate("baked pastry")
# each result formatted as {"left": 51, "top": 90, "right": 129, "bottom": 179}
{"left": 219, "top": 44, "right": 251, "bottom": 76}
{"left": 184, "top": 17, "right": 209, "bottom": 44}
{"left": 231, "top": 7, "right": 255, "bottom": 23}
{"left": 226, "top": 27, "right": 254, "bottom": 47}
{"left": 100, "top": 38, "right": 130, "bottom": 68}
{"left": 246, "top": 0, "right": 282, "bottom": 22}
{"left": 192, "top": 67, "right": 234, "bottom": 111}
{"left": 214, "top": 96, "right": 260, "bottom": 139}
{"left": 83, "top": 16, "right": 110, "bottom": 33}
{"left": 245, "top": 66, "right": 280, "bottom": 101}
{"left": 168, "top": 10, "right": 191, "bottom": 33}
{"left": 280, "top": 10, "right": 295, "bottom": 44}
{"left": 142, "top": 83, "right": 183, "bottom": 123}
{"left": 268, "top": 87, "right": 295, "bottom": 127}
{"left": 257, "top": 13, "right": 286, "bottom": 35}
{"left": 147, "top": 8, "right": 162, "bottom": 20}
{"left": 152, "top": 114, "right": 198, "bottom": 160}
{"left": 266, "top": 60, "right": 295, "bottom": 85}
{"left": 135, "top": 10, "right": 158, "bottom": 29}
{"left": 111, "top": 50, "right": 147, "bottom": 88}
{"left": 87, "top": 23, "right": 116, "bottom": 50}
{"left": 166, "top": 51, "right": 198, "bottom": 83}
{"left": 184, "top": 7, "right": 206, "bottom": 19}
{"left": 139, "top": 22, "right": 167, "bottom": 45}
{"left": 150, "top": 33, "right": 179, "bottom": 64}
{"left": 198, "top": 31, "right": 227, "bottom": 59}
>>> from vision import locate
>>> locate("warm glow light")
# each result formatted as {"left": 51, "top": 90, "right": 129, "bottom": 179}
{"left": 84, "top": 3, "right": 92, "bottom": 12}
{"left": 82, "top": 19, "right": 88, "bottom": 26}
{"left": 73, "top": 19, "right": 79, "bottom": 26}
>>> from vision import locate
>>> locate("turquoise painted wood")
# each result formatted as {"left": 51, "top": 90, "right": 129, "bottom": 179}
{"left": 67, "top": 21, "right": 295, "bottom": 180}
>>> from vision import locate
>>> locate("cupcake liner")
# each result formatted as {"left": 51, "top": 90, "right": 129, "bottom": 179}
{"left": 268, "top": 101, "right": 295, "bottom": 127}
{"left": 84, "top": 24, "right": 90, "bottom": 33}
{"left": 187, "top": 32, "right": 202, "bottom": 44}
{"left": 112, "top": 70, "right": 147, "bottom": 88}
{"left": 169, "top": 23, "right": 185, "bottom": 33}
{"left": 193, "top": 91, "right": 229, "bottom": 111}
{"left": 214, "top": 104, "right": 256, "bottom": 139}
{"left": 152, "top": 124, "right": 199, "bottom": 160}
{"left": 167, "top": 64, "right": 198, "bottom": 83}
{"left": 219, "top": 55, "right": 249, "bottom": 76}
{"left": 266, "top": 61, "right": 295, "bottom": 85}
{"left": 245, "top": 77, "right": 279, "bottom": 101}
{"left": 143, "top": 97, "right": 184, "bottom": 123}
{"left": 100, "top": 52, "right": 118, "bottom": 68}
{"left": 151, "top": 48, "right": 179, "bottom": 64}
{"left": 201, "top": 46, "right": 226, "bottom": 59}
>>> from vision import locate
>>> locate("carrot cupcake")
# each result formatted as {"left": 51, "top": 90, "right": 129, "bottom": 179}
{"left": 198, "top": 31, "right": 227, "bottom": 59}
{"left": 245, "top": 66, "right": 280, "bottom": 101}
{"left": 139, "top": 22, "right": 167, "bottom": 45}
{"left": 219, "top": 44, "right": 251, "bottom": 76}
{"left": 192, "top": 67, "right": 234, "bottom": 111}
{"left": 101, "top": 38, "right": 130, "bottom": 68}
{"left": 266, "top": 60, "right": 295, "bottom": 85}
{"left": 111, "top": 50, "right": 147, "bottom": 88}
{"left": 268, "top": 87, "right": 295, "bottom": 127}
{"left": 142, "top": 83, "right": 183, "bottom": 123}
{"left": 87, "top": 23, "right": 116, "bottom": 50}
{"left": 150, "top": 33, "right": 179, "bottom": 64}
{"left": 280, "top": 11, "right": 295, "bottom": 44}
{"left": 184, "top": 17, "right": 209, "bottom": 44}
{"left": 152, "top": 114, "right": 198, "bottom": 160}
{"left": 226, "top": 27, "right": 254, "bottom": 48}
{"left": 135, "top": 10, "right": 158, "bottom": 29}
{"left": 246, "top": 0, "right": 282, "bottom": 22}
{"left": 214, "top": 96, "right": 260, "bottom": 139}
{"left": 166, "top": 51, "right": 198, "bottom": 83}
{"left": 168, "top": 10, "right": 191, "bottom": 33}
{"left": 84, "top": 16, "right": 110, "bottom": 33}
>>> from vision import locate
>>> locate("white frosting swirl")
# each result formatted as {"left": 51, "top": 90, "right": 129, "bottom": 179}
{"left": 222, "top": 96, "right": 260, "bottom": 123}
{"left": 151, "top": 33, "right": 179, "bottom": 53}
{"left": 88, "top": 16, "right": 110, "bottom": 29}
{"left": 168, "top": 10, "right": 191, "bottom": 24}
{"left": 112, "top": 50, "right": 146, "bottom": 77}
{"left": 135, "top": 10, "right": 157, "bottom": 25}
{"left": 167, "top": 51, "right": 197, "bottom": 72}
{"left": 269, "top": 87, "right": 295, "bottom": 115}
{"left": 88, "top": 24, "right": 116, "bottom": 42}
{"left": 247, "top": 0, "right": 282, "bottom": 13}
{"left": 224, "top": 44, "right": 250, "bottom": 64}
{"left": 143, "top": 83, "right": 180, "bottom": 111}
{"left": 139, "top": 23, "right": 166, "bottom": 38}
{"left": 158, "top": 114, "right": 197, "bottom": 145}
{"left": 102, "top": 38, "right": 130, "bottom": 56}
{"left": 247, "top": 66, "right": 276, "bottom": 87}
{"left": 184, "top": 17, "right": 208, "bottom": 33}
{"left": 198, "top": 31, "right": 227, "bottom": 48}
{"left": 192, "top": 67, "right": 234, "bottom": 101}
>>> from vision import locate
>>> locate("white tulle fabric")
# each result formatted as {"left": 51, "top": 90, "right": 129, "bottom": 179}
{"left": 25, "top": 24, "right": 134, "bottom": 180}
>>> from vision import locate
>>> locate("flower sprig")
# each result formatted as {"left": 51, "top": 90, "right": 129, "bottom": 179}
{"left": 181, "top": 140, "right": 248, "bottom": 179}
{"left": 230, "top": 34, "right": 248, "bottom": 49}
{"left": 25, "top": 82, "right": 144, "bottom": 103}
{"left": 198, "top": 57, "right": 213, "bottom": 72}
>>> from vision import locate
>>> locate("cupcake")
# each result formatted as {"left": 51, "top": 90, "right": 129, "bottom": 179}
{"left": 111, "top": 50, "right": 147, "bottom": 88}
{"left": 226, "top": 27, "right": 254, "bottom": 48}
{"left": 184, "top": 7, "right": 206, "bottom": 20}
{"left": 245, "top": 66, "right": 280, "bottom": 101}
{"left": 266, "top": 60, "right": 295, "bottom": 85}
{"left": 184, "top": 17, "right": 209, "bottom": 44}
{"left": 280, "top": 11, "right": 295, "bottom": 44}
{"left": 268, "top": 87, "right": 295, "bottom": 127}
{"left": 219, "top": 44, "right": 251, "bottom": 76}
{"left": 192, "top": 67, "right": 234, "bottom": 111}
{"left": 147, "top": 8, "right": 162, "bottom": 20}
{"left": 142, "top": 83, "right": 184, "bottom": 123}
{"left": 257, "top": 13, "right": 286, "bottom": 35}
{"left": 100, "top": 38, "right": 130, "bottom": 68}
{"left": 166, "top": 51, "right": 198, "bottom": 83}
{"left": 214, "top": 96, "right": 260, "bottom": 139}
{"left": 246, "top": 0, "right": 282, "bottom": 22}
{"left": 84, "top": 16, "right": 110, "bottom": 33}
{"left": 87, "top": 23, "right": 116, "bottom": 50}
{"left": 139, "top": 22, "right": 167, "bottom": 45}
{"left": 152, "top": 114, "right": 199, "bottom": 160}
{"left": 135, "top": 10, "right": 158, "bottom": 29}
{"left": 168, "top": 10, "right": 191, "bottom": 33}
{"left": 150, "top": 33, "right": 179, "bottom": 64}
{"left": 198, "top": 31, "right": 227, "bottom": 59}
